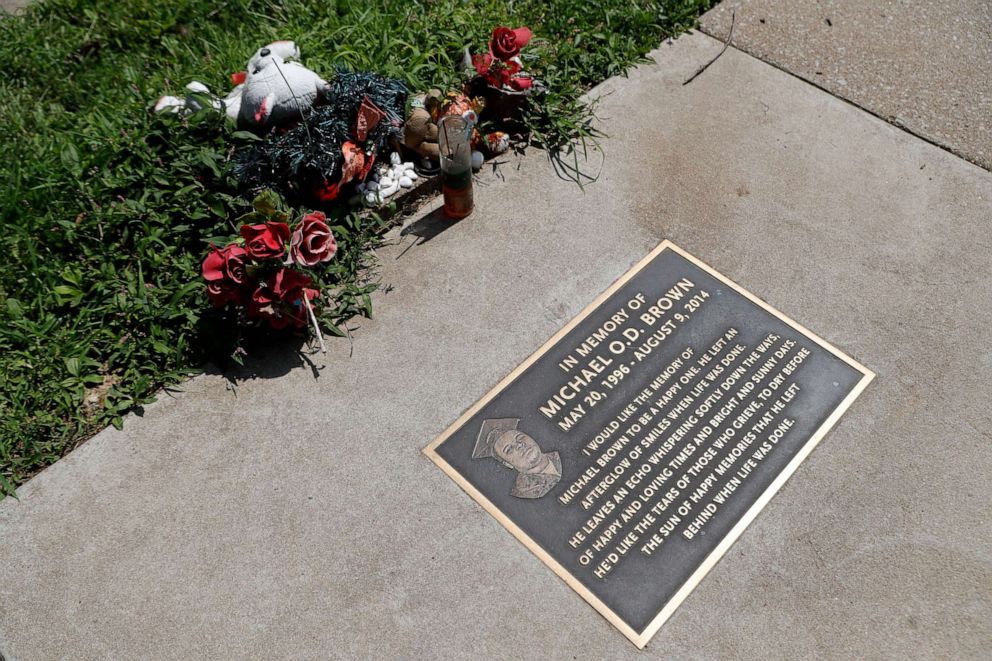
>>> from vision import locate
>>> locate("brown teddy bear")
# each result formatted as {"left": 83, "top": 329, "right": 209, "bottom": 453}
{"left": 403, "top": 89, "right": 444, "bottom": 159}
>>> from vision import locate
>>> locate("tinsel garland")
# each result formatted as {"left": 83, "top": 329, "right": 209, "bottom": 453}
{"left": 234, "top": 69, "right": 408, "bottom": 204}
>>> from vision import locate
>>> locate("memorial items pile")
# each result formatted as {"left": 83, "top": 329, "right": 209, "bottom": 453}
{"left": 232, "top": 68, "right": 407, "bottom": 206}
{"left": 0, "top": 0, "right": 716, "bottom": 496}
{"left": 466, "top": 25, "right": 540, "bottom": 125}
{"left": 157, "top": 41, "right": 409, "bottom": 208}
{"left": 403, "top": 25, "right": 539, "bottom": 174}
{"left": 403, "top": 89, "right": 491, "bottom": 174}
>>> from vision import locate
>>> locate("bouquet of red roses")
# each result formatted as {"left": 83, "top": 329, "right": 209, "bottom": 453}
{"left": 202, "top": 192, "right": 337, "bottom": 349}
{"left": 471, "top": 26, "right": 534, "bottom": 92}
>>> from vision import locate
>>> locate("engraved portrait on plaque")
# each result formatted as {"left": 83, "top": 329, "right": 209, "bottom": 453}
{"left": 473, "top": 418, "right": 562, "bottom": 499}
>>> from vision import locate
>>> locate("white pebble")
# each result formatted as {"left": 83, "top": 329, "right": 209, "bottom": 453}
{"left": 380, "top": 177, "right": 394, "bottom": 188}
{"left": 380, "top": 182, "right": 400, "bottom": 197}
{"left": 365, "top": 191, "right": 382, "bottom": 205}
{"left": 390, "top": 152, "right": 402, "bottom": 166}
{"left": 471, "top": 150, "right": 484, "bottom": 171}
{"left": 406, "top": 170, "right": 419, "bottom": 180}
{"left": 399, "top": 176, "right": 413, "bottom": 188}
{"left": 401, "top": 161, "right": 415, "bottom": 172}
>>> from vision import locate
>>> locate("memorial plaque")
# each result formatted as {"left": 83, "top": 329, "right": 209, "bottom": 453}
{"left": 424, "top": 241, "right": 873, "bottom": 648}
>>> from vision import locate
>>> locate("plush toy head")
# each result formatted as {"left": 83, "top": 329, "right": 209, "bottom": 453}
{"left": 236, "top": 42, "right": 328, "bottom": 133}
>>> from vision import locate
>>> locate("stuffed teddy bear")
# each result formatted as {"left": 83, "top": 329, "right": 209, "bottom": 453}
{"left": 155, "top": 40, "right": 327, "bottom": 134}
{"left": 403, "top": 88, "right": 443, "bottom": 159}
{"left": 236, "top": 41, "right": 327, "bottom": 132}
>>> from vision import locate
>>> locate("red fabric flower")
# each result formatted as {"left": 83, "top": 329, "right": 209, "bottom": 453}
{"left": 482, "top": 59, "right": 522, "bottom": 88}
{"left": 472, "top": 53, "right": 494, "bottom": 76}
{"left": 290, "top": 211, "right": 338, "bottom": 266}
{"left": 202, "top": 244, "right": 250, "bottom": 307}
{"left": 248, "top": 267, "right": 319, "bottom": 329}
{"left": 489, "top": 26, "right": 532, "bottom": 61}
{"left": 507, "top": 75, "right": 533, "bottom": 91}
{"left": 240, "top": 222, "right": 290, "bottom": 260}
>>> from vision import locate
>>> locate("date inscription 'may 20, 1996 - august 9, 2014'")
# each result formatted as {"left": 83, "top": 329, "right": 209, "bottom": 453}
{"left": 423, "top": 241, "right": 874, "bottom": 649}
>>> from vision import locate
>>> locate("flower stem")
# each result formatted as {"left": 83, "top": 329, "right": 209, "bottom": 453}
{"left": 303, "top": 294, "right": 326, "bottom": 353}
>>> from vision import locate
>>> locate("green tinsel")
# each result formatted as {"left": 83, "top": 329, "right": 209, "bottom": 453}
{"left": 234, "top": 69, "right": 408, "bottom": 204}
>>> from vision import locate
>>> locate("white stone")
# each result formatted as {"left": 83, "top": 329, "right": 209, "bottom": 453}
{"left": 390, "top": 151, "right": 402, "bottom": 166}
{"left": 399, "top": 176, "right": 413, "bottom": 188}
{"left": 471, "top": 150, "right": 484, "bottom": 171}
{"left": 380, "top": 182, "right": 400, "bottom": 197}
{"left": 407, "top": 170, "right": 419, "bottom": 180}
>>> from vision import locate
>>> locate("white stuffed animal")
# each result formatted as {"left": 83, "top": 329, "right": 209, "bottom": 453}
{"left": 154, "top": 40, "right": 327, "bottom": 133}
{"left": 236, "top": 41, "right": 327, "bottom": 132}
{"left": 154, "top": 81, "right": 222, "bottom": 115}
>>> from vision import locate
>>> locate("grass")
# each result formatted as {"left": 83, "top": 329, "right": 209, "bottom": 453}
{"left": 0, "top": 0, "right": 714, "bottom": 497}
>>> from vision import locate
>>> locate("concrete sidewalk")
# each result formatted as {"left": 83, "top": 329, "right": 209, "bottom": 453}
{"left": 701, "top": 0, "right": 992, "bottom": 171}
{"left": 1, "top": 32, "right": 990, "bottom": 659}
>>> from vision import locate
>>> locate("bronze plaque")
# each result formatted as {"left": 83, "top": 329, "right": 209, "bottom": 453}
{"left": 424, "top": 241, "right": 873, "bottom": 648}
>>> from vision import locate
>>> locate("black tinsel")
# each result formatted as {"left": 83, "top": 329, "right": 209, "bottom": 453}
{"left": 233, "top": 69, "right": 408, "bottom": 204}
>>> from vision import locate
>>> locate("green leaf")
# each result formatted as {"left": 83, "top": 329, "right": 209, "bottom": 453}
{"left": 60, "top": 142, "right": 81, "bottom": 175}
{"left": 5, "top": 298, "right": 23, "bottom": 318}
{"left": 252, "top": 189, "right": 285, "bottom": 217}
{"left": 0, "top": 473, "right": 18, "bottom": 499}
{"left": 65, "top": 357, "right": 81, "bottom": 376}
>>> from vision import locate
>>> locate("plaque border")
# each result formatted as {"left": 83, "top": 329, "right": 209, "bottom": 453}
{"left": 422, "top": 240, "right": 875, "bottom": 648}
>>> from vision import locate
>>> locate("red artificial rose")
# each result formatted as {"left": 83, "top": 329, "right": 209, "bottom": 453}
{"left": 483, "top": 59, "right": 521, "bottom": 89}
{"left": 489, "top": 26, "right": 532, "bottom": 61}
{"left": 472, "top": 53, "right": 494, "bottom": 75}
{"left": 202, "top": 244, "right": 250, "bottom": 307}
{"left": 290, "top": 211, "right": 338, "bottom": 266}
{"left": 248, "top": 268, "right": 319, "bottom": 329}
{"left": 507, "top": 75, "right": 533, "bottom": 92}
{"left": 240, "top": 221, "right": 290, "bottom": 260}
{"left": 206, "top": 279, "right": 249, "bottom": 307}
{"left": 269, "top": 267, "right": 313, "bottom": 303}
